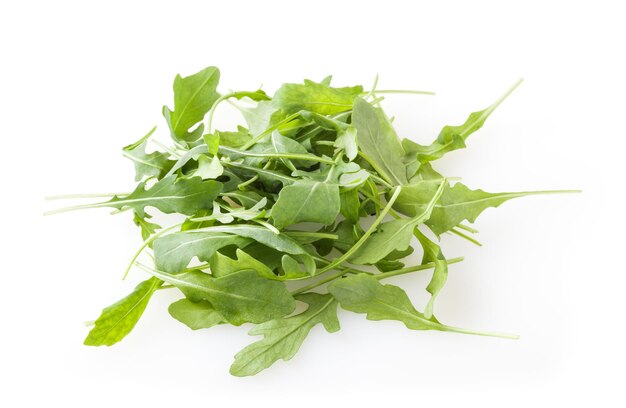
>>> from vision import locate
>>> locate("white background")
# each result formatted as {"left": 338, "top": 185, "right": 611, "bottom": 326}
{"left": 2, "top": 0, "right": 624, "bottom": 406}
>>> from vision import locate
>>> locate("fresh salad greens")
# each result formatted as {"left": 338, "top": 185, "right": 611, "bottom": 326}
{"left": 46, "top": 66, "right": 576, "bottom": 376}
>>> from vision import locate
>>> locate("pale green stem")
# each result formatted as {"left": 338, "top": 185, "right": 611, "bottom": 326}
{"left": 317, "top": 186, "right": 402, "bottom": 274}
{"left": 151, "top": 140, "right": 183, "bottom": 158}
{"left": 241, "top": 112, "right": 302, "bottom": 150}
{"left": 283, "top": 231, "right": 339, "bottom": 240}
{"left": 45, "top": 192, "right": 129, "bottom": 200}
{"left": 237, "top": 175, "right": 259, "bottom": 190}
{"left": 449, "top": 228, "right": 483, "bottom": 247}
{"left": 121, "top": 223, "right": 182, "bottom": 280}
{"left": 207, "top": 92, "right": 237, "bottom": 134}
{"left": 456, "top": 223, "right": 479, "bottom": 234}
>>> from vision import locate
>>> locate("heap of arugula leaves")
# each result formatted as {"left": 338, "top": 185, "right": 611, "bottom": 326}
{"left": 46, "top": 66, "right": 574, "bottom": 376}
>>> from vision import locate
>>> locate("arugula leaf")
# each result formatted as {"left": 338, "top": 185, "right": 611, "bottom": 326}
{"left": 106, "top": 175, "right": 222, "bottom": 217}
{"left": 402, "top": 79, "right": 523, "bottom": 165}
{"left": 154, "top": 225, "right": 311, "bottom": 272}
{"left": 163, "top": 66, "right": 220, "bottom": 144}
{"left": 122, "top": 126, "right": 174, "bottom": 181}
{"left": 349, "top": 180, "right": 446, "bottom": 264}
{"left": 133, "top": 212, "right": 161, "bottom": 241}
{"left": 271, "top": 179, "right": 340, "bottom": 229}
{"left": 273, "top": 79, "right": 363, "bottom": 115}
{"left": 154, "top": 232, "right": 252, "bottom": 272}
{"left": 230, "top": 293, "right": 339, "bottom": 376}
{"left": 168, "top": 299, "right": 225, "bottom": 330}
{"left": 210, "top": 248, "right": 275, "bottom": 279}
{"left": 84, "top": 277, "right": 162, "bottom": 346}
{"left": 414, "top": 229, "right": 448, "bottom": 318}
{"left": 216, "top": 126, "right": 252, "bottom": 148}
{"left": 329, "top": 274, "right": 444, "bottom": 331}
{"left": 352, "top": 97, "right": 408, "bottom": 185}
{"left": 188, "top": 154, "right": 224, "bottom": 180}
{"left": 394, "top": 180, "right": 554, "bottom": 235}
{"left": 142, "top": 266, "right": 295, "bottom": 325}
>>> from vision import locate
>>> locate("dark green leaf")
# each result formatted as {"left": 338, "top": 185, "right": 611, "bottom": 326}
{"left": 271, "top": 180, "right": 340, "bottom": 229}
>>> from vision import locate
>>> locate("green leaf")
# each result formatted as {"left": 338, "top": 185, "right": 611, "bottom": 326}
{"left": 271, "top": 179, "right": 340, "bottom": 229}
{"left": 133, "top": 212, "right": 161, "bottom": 241}
{"left": 339, "top": 188, "right": 360, "bottom": 223}
{"left": 230, "top": 293, "right": 339, "bottom": 377}
{"left": 334, "top": 126, "right": 358, "bottom": 161}
{"left": 154, "top": 232, "right": 252, "bottom": 272}
{"left": 352, "top": 97, "right": 408, "bottom": 185}
{"left": 105, "top": 175, "right": 222, "bottom": 218}
{"left": 163, "top": 66, "right": 220, "bottom": 144}
{"left": 122, "top": 126, "right": 174, "bottom": 181}
{"left": 210, "top": 248, "right": 275, "bottom": 279}
{"left": 329, "top": 274, "right": 444, "bottom": 331}
{"left": 144, "top": 267, "right": 295, "bottom": 325}
{"left": 414, "top": 229, "right": 448, "bottom": 318}
{"left": 84, "top": 277, "right": 162, "bottom": 346}
{"left": 216, "top": 126, "right": 252, "bottom": 148}
{"left": 189, "top": 154, "right": 224, "bottom": 180}
{"left": 403, "top": 80, "right": 522, "bottom": 164}
{"left": 168, "top": 299, "right": 225, "bottom": 330}
{"left": 273, "top": 79, "right": 363, "bottom": 115}
{"left": 238, "top": 100, "right": 275, "bottom": 137}
{"left": 394, "top": 180, "right": 550, "bottom": 235}
{"left": 154, "top": 225, "right": 311, "bottom": 272}
{"left": 349, "top": 181, "right": 446, "bottom": 264}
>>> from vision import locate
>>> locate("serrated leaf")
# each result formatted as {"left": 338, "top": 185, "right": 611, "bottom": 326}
{"left": 122, "top": 126, "right": 174, "bottom": 181}
{"left": 210, "top": 248, "right": 275, "bottom": 279}
{"left": 154, "top": 225, "right": 311, "bottom": 272}
{"left": 273, "top": 79, "right": 363, "bottom": 115}
{"left": 84, "top": 277, "right": 162, "bottom": 346}
{"left": 133, "top": 212, "right": 161, "bottom": 241}
{"left": 394, "top": 180, "right": 546, "bottom": 235}
{"left": 403, "top": 80, "right": 522, "bottom": 164}
{"left": 189, "top": 154, "right": 223, "bottom": 180}
{"left": 230, "top": 293, "right": 339, "bottom": 377}
{"left": 414, "top": 229, "right": 448, "bottom": 318}
{"left": 104, "top": 175, "right": 222, "bottom": 218}
{"left": 329, "top": 274, "right": 444, "bottom": 331}
{"left": 145, "top": 267, "right": 295, "bottom": 325}
{"left": 163, "top": 66, "right": 220, "bottom": 144}
{"left": 168, "top": 299, "right": 225, "bottom": 330}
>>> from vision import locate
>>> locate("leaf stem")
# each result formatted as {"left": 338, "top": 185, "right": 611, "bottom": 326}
{"left": 45, "top": 192, "right": 130, "bottom": 200}
{"left": 240, "top": 112, "right": 302, "bottom": 150}
{"left": 318, "top": 186, "right": 403, "bottom": 274}
{"left": 440, "top": 325, "right": 520, "bottom": 340}
{"left": 121, "top": 222, "right": 182, "bottom": 280}
{"left": 449, "top": 228, "right": 483, "bottom": 246}
{"left": 374, "top": 257, "right": 463, "bottom": 280}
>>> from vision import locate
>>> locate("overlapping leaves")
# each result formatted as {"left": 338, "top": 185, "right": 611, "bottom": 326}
{"left": 47, "top": 66, "right": 573, "bottom": 376}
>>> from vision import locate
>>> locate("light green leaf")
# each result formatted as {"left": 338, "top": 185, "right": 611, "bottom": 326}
{"left": 104, "top": 175, "right": 222, "bottom": 218}
{"left": 84, "top": 277, "right": 162, "bottom": 346}
{"left": 329, "top": 274, "right": 444, "bottom": 330}
{"left": 394, "top": 180, "right": 553, "bottom": 235}
{"left": 349, "top": 180, "right": 446, "bottom": 264}
{"left": 273, "top": 79, "right": 363, "bottom": 115}
{"left": 133, "top": 212, "right": 161, "bottom": 241}
{"left": 334, "top": 126, "right": 358, "bottom": 161}
{"left": 271, "top": 179, "right": 340, "bottom": 229}
{"left": 190, "top": 155, "right": 223, "bottom": 180}
{"left": 122, "top": 126, "right": 174, "bottom": 181}
{"left": 339, "top": 189, "right": 360, "bottom": 223}
{"left": 163, "top": 66, "right": 220, "bottom": 144}
{"left": 144, "top": 267, "right": 295, "bottom": 325}
{"left": 403, "top": 80, "right": 522, "bottom": 164}
{"left": 414, "top": 229, "right": 448, "bottom": 318}
{"left": 239, "top": 100, "right": 275, "bottom": 136}
{"left": 216, "top": 126, "right": 252, "bottom": 148}
{"left": 210, "top": 248, "right": 275, "bottom": 279}
{"left": 168, "top": 299, "right": 225, "bottom": 330}
{"left": 154, "top": 232, "right": 252, "bottom": 272}
{"left": 230, "top": 293, "right": 339, "bottom": 377}
{"left": 155, "top": 225, "right": 311, "bottom": 272}
{"left": 352, "top": 97, "right": 408, "bottom": 185}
